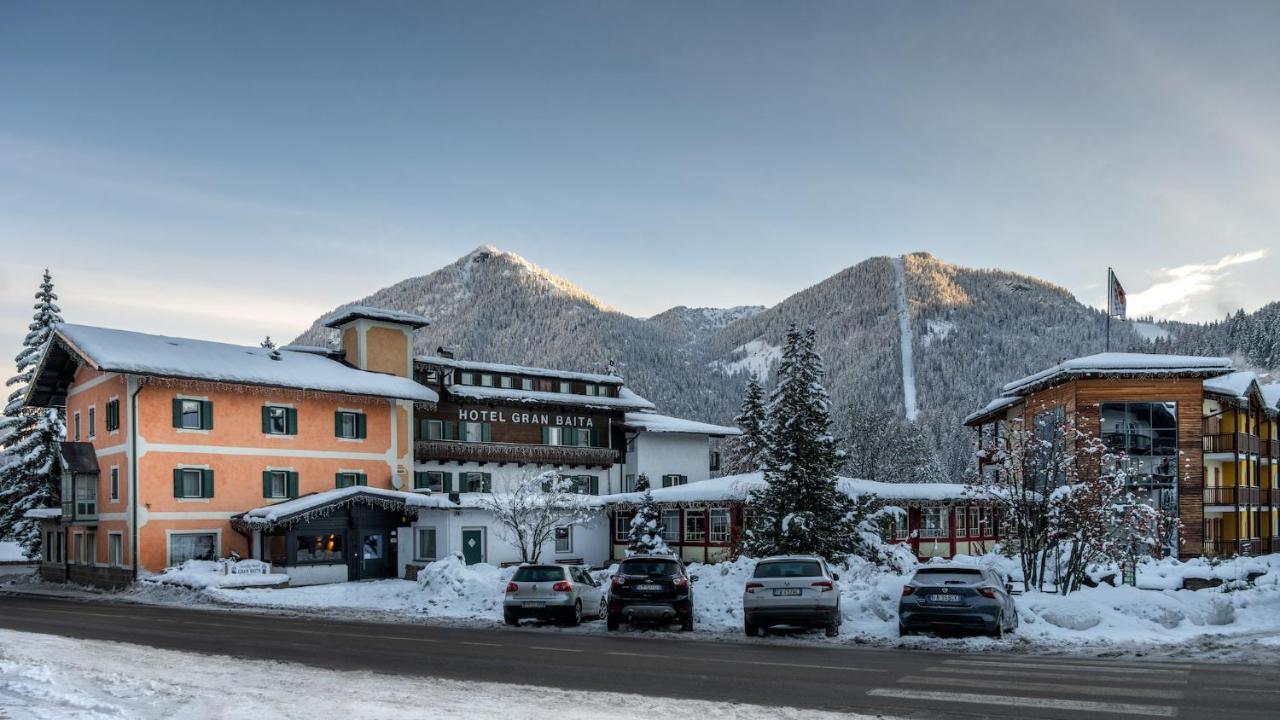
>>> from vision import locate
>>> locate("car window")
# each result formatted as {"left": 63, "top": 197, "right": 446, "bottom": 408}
{"left": 754, "top": 561, "right": 823, "bottom": 579}
{"left": 512, "top": 566, "right": 566, "bottom": 582}
{"left": 619, "top": 560, "right": 678, "bottom": 576}
{"left": 912, "top": 568, "right": 984, "bottom": 584}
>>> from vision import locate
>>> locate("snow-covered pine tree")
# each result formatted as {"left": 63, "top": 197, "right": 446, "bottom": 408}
{"left": 720, "top": 373, "right": 768, "bottom": 475}
{"left": 625, "top": 473, "right": 671, "bottom": 556}
{"left": 0, "top": 269, "right": 66, "bottom": 557}
{"left": 741, "top": 324, "right": 879, "bottom": 562}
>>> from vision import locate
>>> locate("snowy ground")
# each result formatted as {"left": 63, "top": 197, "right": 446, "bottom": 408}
{"left": 0, "top": 628, "right": 868, "bottom": 720}
{"left": 0, "top": 540, "right": 30, "bottom": 563}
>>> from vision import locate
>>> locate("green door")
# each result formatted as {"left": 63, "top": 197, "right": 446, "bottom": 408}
{"left": 461, "top": 528, "right": 484, "bottom": 565}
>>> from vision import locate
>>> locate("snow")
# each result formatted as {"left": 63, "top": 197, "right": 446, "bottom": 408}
{"left": 1002, "top": 352, "right": 1234, "bottom": 394}
{"left": 276, "top": 344, "right": 335, "bottom": 355}
{"left": 623, "top": 411, "right": 740, "bottom": 436}
{"left": 891, "top": 256, "right": 919, "bottom": 421}
{"left": 607, "top": 472, "right": 971, "bottom": 505}
{"left": 322, "top": 304, "right": 432, "bottom": 328}
{"left": 141, "top": 560, "right": 288, "bottom": 589}
{"left": 1264, "top": 383, "right": 1280, "bottom": 410}
{"left": 1203, "top": 370, "right": 1260, "bottom": 400}
{"left": 962, "top": 395, "right": 1021, "bottom": 425}
{"left": 21, "top": 508, "right": 61, "bottom": 520}
{"left": 1130, "top": 321, "right": 1172, "bottom": 341}
{"left": 53, "top": 324, "right": 438, "bottom": 403}
{"left": 445, "top": 384, "right": 655, "bottom": 410}
{"left": 922, "top": 319, "right": 955, "bottom": 347}
{"left": 0, "top": 541, "right": 28, "bottom": 562}
{"left": 418, "top": 356, "right": 624, "bottom": 384}
{"left": 711, "top": 338, "right": 782, "bottom": 377}
{"left": 0, "top": 628, "right": 857, "bottom": 720}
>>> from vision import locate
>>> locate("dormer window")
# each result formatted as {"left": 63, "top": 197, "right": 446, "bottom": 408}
{"left": 500, "top": 376, "right": 514, "bottom": 389}
{"left": 559, "top": 381, "right": 573, "bottom": 394}
{"left": 480, "top": 374, "right": 495, "bottom": 387}
{"left": 522, "top": 378, "right": 534, "bottom": 391}
{"left": 460, "top": 372, "right": 475, "bottom": 386}
{"left": 584, "top": 385, "right": 597, "bottom": 396}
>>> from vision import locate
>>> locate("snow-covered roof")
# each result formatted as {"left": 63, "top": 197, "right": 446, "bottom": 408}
{"left": 278, "top": 344, "right": 337, "bottom": 356}
{"left": 51, "top": 324, "right": 438, "bottom": 403}
{"left": 623, "top": 412, "right": 740, "bottom": 436}
{"left": 1001, "top": 353, "right": 1233, "bottom": 395}
{"left": 962, "top": 396, "right": 1022, "bottom": 425}
{"left": 323, "top": 305, "right": 431, "bottom": 329}
{"left": 444, "top": 384, "right": 654, "bottom": 411}
{"left": 417, "top": 356, "right": 624, "bottom": 385}
{"left": 1203, "top": 371, "right": 1261, "bottom": 401}
{"left": 23, "top": 508, "right": 62, "bottom": 520}
{"left": 605, "top": 472, "right": 975, "bottom": 506}
{"left": 1263, "top": 384, "right": 1280, "bottom": 410}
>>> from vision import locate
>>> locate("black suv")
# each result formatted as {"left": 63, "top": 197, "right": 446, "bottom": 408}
{"left": 606, "top": 555, "right": 695, "bottom": 631}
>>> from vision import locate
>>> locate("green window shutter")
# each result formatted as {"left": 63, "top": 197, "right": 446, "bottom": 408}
{"left": 481, "top": 472, "right": 493, "bottom": 493}
{"left": 589, "top": 476, "right": 599, "bottom": 495}
{"left": 287, "top": 472, "right": 299, "bottom": 498}
{"left": 201, "top": 469, "right": 214, "bottom": 498}
{"left": 541, "top": 426, "right": 550, "bottom": 444}
{"left": 356, "top": 413, "right": 367, "bottom": 439}
{"left": 481, "top": 423, "right": 492, "bottom": 442}
{"left": 172, "top": 399, "right": 182, "bottom": 428}
{"left": 590, "top": 428, "right": 601, "bottom": 447}
{"left": 286, "top": 408, "right": 298, "bottom": 435}
{"left": 357, "top": 473, "right": 368, "bottom": 487}
{"left": 262, "top": 471, "right": 272, "bottom": 498}
{"left": 414, "top": 471, "right": 427, "bottom": 490}
{"left": 335, "top": 473, "right": 346, "bottom": 489}
{"left": 173, "top": 468, "right": 183, "bottom": 497}
{"left": 201, "top": 401, "right": 214, "bottom": 430}
{"left": 442, "top": 472, "right": 453, "bottom": 493}
{"left": 334, "top": 412, "right": 343, "bottom": 437}
{"left": 261, "top": 406, "right": 271, "bottom": 433}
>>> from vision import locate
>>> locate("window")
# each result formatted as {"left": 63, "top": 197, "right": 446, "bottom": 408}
{"left": 571, "top": 475, "right": 598, "bottom": 495}
{"left": 461, "top": 421, "right": 491, "bottom": 443}
{"left": 977, "top": 508, "right": 993, "bottom": 537}
{"left": 521, "top": 378, "right": 534, "bottom": 391}
{"left": 461, "top": 472, "right": 491, "bottom": 493}
{"left": 87, "top": 407, "right": 96, "bottom": 438}
{"left": 614, "top": 513, "right": 631, "bottom": 541}
{"left": 263, "top": 405, "right": 296, "bottom": 435}
{"left": 414, "top": 470, "right": 450, "bottom": 493}
{"left": 598, "top": 386, "right": 612, "bottom": 398}
{"left": 174, "top": 468, "right": 211, "bottom": 499}
{"left": 584, "top": 384, "right": 598, "bottom": 396}
{"left": 955, "top": 506, "right": 968, "bottom": 538}
{"left": 109, "top": 466, "right": 119, "bottom": 501}
{"left": 684, "top": 512, "right": 707, "bottom": 542}
{"left": 108, "top": 533, "right": 123, "bottom": 566}
{"left": 709, "top": 509, "right": 731, "bottom": 543}
{"left": 424, "top": 368, "right": 441, "bottom": 384}
{"left": 460, "top": 372, "right": 475, "bottom": 385}
{"left": 168, "top": 532, "right": 217, "bottom": 566}
{"left": 554, "top": 526, "right": 572, "bottom": 554}
{"left": 1101, "top": 401, "right": 1179, "bottom": 492}
{"left": 892, "top": 515, "right": 908, "bottom": 540}
{"left": 500, "top": 376, "right": 514, "bottom": 389}
{"left": 425, "top": 419, "right": 444, "bottom": 440}
{"left": 921, "top": 507, "right": 948, "bottom": 538}
{"left": 969, "top": 507, "right": 980, "bottom": 536}
{"left": 1032, "top": 405, "right": 1067, "bottom": 489}
{"left": 295, "top": 533, "right": 344, "bottom": 563}
{"left": 335, "top": 472, "right": 366, "bottom": 489}
{"left": 265, "top": 471, "right": 290, "bottom": 499}
{"left": 335, "top": 411, "right": 366, "bottom": 439}
{"left": 73, "top": 412, "right": 81, "bottom": 441}
{"left": 559, "top": 381, "right": 573, "bottom": 394}
{"left": 572, "top": 428, "right": 593, "bottom": 447}
{"left": 624, "top": 474, "right": 637, "bottom": 493}
{"left": 661, "top": 510, "right": 681, "bottom": 542}
{"left": 710, "top": 451, "right": 721, "bottom": 472}
{"left": 43, "top": 532, "right": 52, "bottom": 563}
{"left": 662, "top": 474, "right": 687, "bottom": 488}
{"left": 415, "top": 528, "right": 437, "bottom": 561}
{"left": 105, "top": 399, "right": 120, "bottom": 432}
{"left": 85, "top": 531, "right": 96, "bottom": 564}
{"left": 480, "top": 374, "right": 495, "bottom": 387}
{"left": 542, "top": 427, "right": 565, "bottom": 445}
{"left": 173, "top": 398, "right": 213, "bottom": 430}
{"left": 74, "top": 476, "right": 97, "bottom": 517}
{"left": 73, "top": 533, "right": 84, "bottom": 565}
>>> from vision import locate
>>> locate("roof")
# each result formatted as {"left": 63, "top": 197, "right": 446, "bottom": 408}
{"left": 1203, "top": 371, "right": 1262, "bottom": 401}
{"left": 962, "top": 396, "right": 1022, "bottom": 426}
{"left": 1263, "top": 384, "right": 1280, "bottom": 410}
{"left": 417, "top": 356, "right": 624, "bottom": 385}
{"left": 1001, "top": 353, "right": 1234, "bottom": 395}
{"left": 623, "top": 412, "right": 741, "bottom": 437}
{"left": 444, "top": 384, "right": 655, "bottom": 411}
{"left": 23, "top": 508, "right": 62, "bottom": 520}
{"left": 59, "top": 442, "right": 99, "bottom": 474}
{"left": 323, "top": 305, "right": 431, "bottom": 329}
{"left": 606, "top": 472, "right": 977, "bottom": 506}
{"left": 39, "top": 324, "right": 438, "bottom": 404}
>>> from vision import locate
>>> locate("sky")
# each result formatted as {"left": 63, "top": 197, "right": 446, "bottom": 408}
{"left": 1, "top": 1, "right": 1278, "bottom": 356}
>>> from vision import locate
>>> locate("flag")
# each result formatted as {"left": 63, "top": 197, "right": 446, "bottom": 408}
{"left": 1108, "top": 269, "right": 1127, "bottom": 320}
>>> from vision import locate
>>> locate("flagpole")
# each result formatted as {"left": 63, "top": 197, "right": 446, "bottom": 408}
{"left": 1105, "top": 267, "right": 1112, "bottom": 353}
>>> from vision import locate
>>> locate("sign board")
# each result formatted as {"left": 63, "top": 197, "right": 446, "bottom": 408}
{"left": 457, "top": 408, "right": 595, "bottom": 427}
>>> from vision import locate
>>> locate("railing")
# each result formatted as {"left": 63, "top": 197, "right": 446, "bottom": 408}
{"left": 414, "top": 439, "right": 619, "bottom": 466}
{"left": 1203, "top": 433, "right": 1260, "bottom": 454}
{"left": 1265, "top": 439, "right": 1280, "bottom": 460}
{"left": 918, "top": 527, "right": 950, "bottom": 539}
{"left": 1203, "top": 486, "right": 1237, "bottom": 505}
{"left": 1202, "top": 538, "right": 1261, "bottom": 557}
{"left": 1204, "top": 486, "right": 1266, "bottom": 505}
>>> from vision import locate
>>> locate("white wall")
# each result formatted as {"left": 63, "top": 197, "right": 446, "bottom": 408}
{"left": 408, "top": 507, "right": 610, "bottom": 569}
{"left": 631, "top": 433, "right": 713, "bottom": 486}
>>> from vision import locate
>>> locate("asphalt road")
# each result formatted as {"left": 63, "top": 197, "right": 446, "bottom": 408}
{"left": 0, "top": 592, "right": 1276, "bottom": 719}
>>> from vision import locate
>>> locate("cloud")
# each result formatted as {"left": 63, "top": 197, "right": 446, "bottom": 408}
{"left": 1127, "top": 249, "right": 1270, "bottom": 320}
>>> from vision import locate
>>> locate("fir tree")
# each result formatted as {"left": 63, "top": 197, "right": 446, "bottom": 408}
{"left": 0, "top": 269, "right": 66, "bottom": 557}
{"left": 625, "top": 473, "right": 671, "bottom": 556}
{"left": 720, "top": 373, "right": 768, "bottom": 475}
{"left": 741, "top": 324, "right": 879, "bottom": 562}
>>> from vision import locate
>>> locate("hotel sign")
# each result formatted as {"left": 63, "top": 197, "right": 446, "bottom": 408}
{"left": 457, "top": 408, "right": 595, "bottom": 428}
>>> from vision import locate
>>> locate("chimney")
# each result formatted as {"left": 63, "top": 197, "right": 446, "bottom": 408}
{"left": 437, "top": 346, "right": 456, "bottom": 360}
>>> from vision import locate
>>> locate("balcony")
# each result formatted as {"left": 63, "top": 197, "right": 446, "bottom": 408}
{"left": 415, "top": 439, "right": 619, "bottom": 467}
{"left": 1265, "top": 439, "right": 1280, "bottom": 460}
{"left": 1204, "top": 486, "right": 1264, "bottom": 506}
{"left": 1203, "top": 538, "right": 1263, "bottom": 557}
{"left": 1203, "top": 433, "right": 1260, "bottom": 455}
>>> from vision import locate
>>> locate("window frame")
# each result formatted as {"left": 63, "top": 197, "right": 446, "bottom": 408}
{"left": 660, "top": 509, "right": 681, "bottom": 543}
{"left": 559, "top": 380, "right": 573, "bottom": 394}
{"left": 109, "top": 465, "right": 119, "bottom": 502}
{"left": 73, "top": 411, "right": 81, "bottom": 441}
{"left": 460, "top": 371, "right": 475, "bottom": 385}
{"left": 179, "top": 400, "right": 204, "bottom": 430}
{"left": 554, "top": 526, "right": 572, "bottom": 554}
{"left": 267, "top": 470, "right": 289, "bottom": 499}
{"left": 708, "top": 508, "right": 731, "bottom": 544}
{"left": 613, "top": 513, "right": 631, "bottom": 541}
{"left": 683, "top": 512, "right": 707, "bottom": 542}
{"left": 105, "top": 398, "right": 120, "bottom": 432}
{"left": 480, "top": 373, "right": 495, "bottom": 387}
{"left": 265, "top": 405, "right": 291, "bottom": 435}
{"left": 415, "top": 527, "right": 437, "bottom": 562}
{"left": 500, "top": 376, "right": 514, "bottom": 389}
{"left": 521, "top": 378, "right": 534, "bottom": 391}
{"left": 87, "top": 406, "right": 96, "bottom": 438}
{"left": 166, "top": 531, "right": 219, "bottom": 567}
{"left": 108, "top": 532, "right": 123, "bottom": 567}
{"left": 336, "top": 411, "right": 361, "bottom": 439}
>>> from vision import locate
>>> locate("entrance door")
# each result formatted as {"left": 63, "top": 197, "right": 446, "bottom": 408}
{"left": 357, "top": 530, "right": 394, "bottom": 580}
{"left": 461, "top": 528, "right": 485, "bottom": 565}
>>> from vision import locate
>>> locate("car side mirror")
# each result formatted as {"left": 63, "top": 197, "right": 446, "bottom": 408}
{"left": 832, "top": 573, "right": 840, "bottom": 581}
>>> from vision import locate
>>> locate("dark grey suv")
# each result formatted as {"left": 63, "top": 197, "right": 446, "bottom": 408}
{"left": 898, "top": 565, "right": 1018, "bottom": 638}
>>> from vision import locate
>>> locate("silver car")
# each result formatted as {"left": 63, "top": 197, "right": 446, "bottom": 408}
{"left": 504, "top": 564, "right": 606, "bottom": 626}
{"left": 898, "top": 564, "right": 1018, "bottom": 638}
{"left": 742, "top": 555, "right": 842, "bottom": 637}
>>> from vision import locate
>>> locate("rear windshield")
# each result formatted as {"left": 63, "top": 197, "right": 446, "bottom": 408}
{"left": 512, "top": 566, "right": 566, "bottom": 582}
{"left": 754, "top": 561, "right": 823, "bottom": 579}
{"left": 913, "top": 568, "right": 984, "bottom": 584}
{"left": 619, "top": 560, "right": 679, "bottom": 577}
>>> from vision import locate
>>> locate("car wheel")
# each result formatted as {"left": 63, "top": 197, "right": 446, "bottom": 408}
{"left": 744, "top": 620, "right": 758, "bottom": 637}
{"left": 607, "top": 613, "right": 620, "bottom": 631}
{"left": 504, "top": 612, "right": 519, "bottom": 627}
{"left": 990, "top": 613, "right": 1005, "bottom": 639}
{"left": 566, "top": 600, "right": 582, "bottom": 627}
{"left": 898, "top": 624, "right": 911, "bottom": 637}
{"left": 598, "top": 599, "right": 608, "bottom": 621}
{"left": 825, "top": 620, "right": 839, "bottom": 638}
{"left": 681, "top": 616, "right": 694, "bottom": 632}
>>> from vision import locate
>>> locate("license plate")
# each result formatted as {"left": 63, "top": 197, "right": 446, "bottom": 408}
{"left": 773, "top": 588, "right": 802, "bottom": 597}
{"left": 635, "top": 583, "right": 663, "bottom": 592}
{"left": 522, "top": 601, "right": 546, "bottom": 608}
{"left": 927, "top": 594, "right": 961, "bottom": 603}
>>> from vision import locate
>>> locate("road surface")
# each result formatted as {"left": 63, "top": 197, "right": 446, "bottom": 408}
{"left": 0, "top": 592, "right": 1275, "bottom": 719}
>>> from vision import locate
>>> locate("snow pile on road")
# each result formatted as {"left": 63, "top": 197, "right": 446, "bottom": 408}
{"left": 414, "top": 555, "right": 512, "bottom": 621}
{"left": 0, "top": 628, "right": 856, "bottom": 720}
{"left": 141, "top": 560, "right": 288, "bottom": 589}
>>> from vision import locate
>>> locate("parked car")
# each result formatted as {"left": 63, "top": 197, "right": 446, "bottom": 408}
{"left": 606, "top": 555, "right": 695, "bottom": 631}
{"left": 504, "top": 564, "right": 606, "bottom": 626}
{"left": 898, "top": 564, "right": 1018, "bottom": 638}
{"left": 742, "top": 555, "right": 842, "bottom": 637}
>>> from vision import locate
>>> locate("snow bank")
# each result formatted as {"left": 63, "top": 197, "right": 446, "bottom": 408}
{"left": 141, "top": 560, "right": 288, "bottom": 589}
{"left": 623, "top": 412, "right": 740, "bottom": 436}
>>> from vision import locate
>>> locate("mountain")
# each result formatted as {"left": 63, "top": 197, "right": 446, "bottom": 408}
{"left": 294, "top": 247, "right": 1278, "bottom": 481}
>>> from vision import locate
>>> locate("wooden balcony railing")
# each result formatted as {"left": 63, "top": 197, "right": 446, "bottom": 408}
{"left": 415, "top": 439, "right": 619, "bottom": 467}
{"left": 1202, "top": 538, "right": 1262, "bottom": 557}
{"left": 1203, "top": 433, "right": 1260, "bottom": 454}
{"left": 1203, "top": 486, "right": 1237, "bottom": 505}
{"left": 1265, "top": 439, "right": 1280, "bottom": 460}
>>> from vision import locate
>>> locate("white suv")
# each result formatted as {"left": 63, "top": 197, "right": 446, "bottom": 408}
{"left": 742, "top": 555, "right": 841, "bottom": 637}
